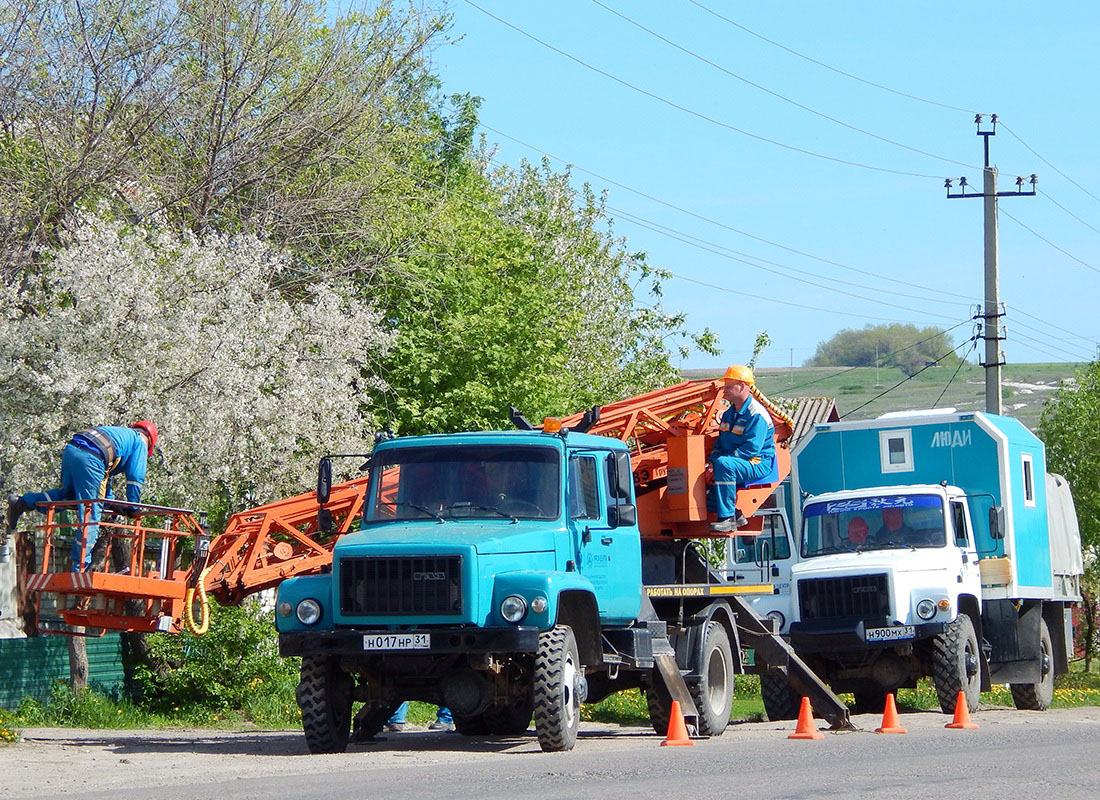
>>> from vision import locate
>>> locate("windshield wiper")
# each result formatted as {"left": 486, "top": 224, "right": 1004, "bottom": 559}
{"left": 812, "top": 544, "right": 859, "bottom": 555}
{"left": 875, "top": 539, "right": 917, "bottom": 551}
{"left": 390, "top": 502, "right": 445, "bottom": 523}
{"left": 442, "top": 502, "right": 518, "bottom": 524}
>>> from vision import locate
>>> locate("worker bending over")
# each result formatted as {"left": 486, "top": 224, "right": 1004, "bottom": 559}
{"left": 6, "top": 421, "right": 158, "bottom": 570}
{"left": 709, "top": 366, "right": 774, "bottom": 533}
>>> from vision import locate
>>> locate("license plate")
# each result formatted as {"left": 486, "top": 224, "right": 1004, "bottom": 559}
{"left": 865, "top": 625, "right": 916, "bottom": 642}
{"left": 363, "top": 633, "right": 430, "bottom": 650}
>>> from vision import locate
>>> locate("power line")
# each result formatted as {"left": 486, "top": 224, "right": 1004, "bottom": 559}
{"left": 933, "top": 338, "right": 980, "bottom": 408}
{"left": 608, "top": 206, "right": 967, "bottom": 319}
{"left": 1039, "top": 190, "right": 1100, "bottom": 237}
{"left": 479, "top": 122, "right": 980, "bottom": 303}
{"left": 1000, "top": 207, "right": 1100, "bottom": 276}
{"left": 781, "top": 317, "right": 978, "bottom": 394}
{"left": 1001, "top": 122, "right": 1100, "bottom": 206}
{"left": 1005, "top": 315, "right": 1097, "bottom": 357}
{"left": 460, "top": 0, "right": 946, "bottom": 179}
{"left": 1006, "top": 304, "right": 1097, "bottom": 346}
{"left": 841, "top": 334, "right": 982, "bottom": 419}
{"left": 588, "top": 0, "right": 976, "bottom": 170}
{"left": 684, "top": 0, "right": 981, "bottom": 116}
{"left": 1007, "top": 327, "right": 1093, "bottom": 362}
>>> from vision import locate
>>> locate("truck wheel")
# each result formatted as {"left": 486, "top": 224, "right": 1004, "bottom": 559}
{"left": 296, "top": 655, "right": 353, "bottom": 754}
{"left": 533, "top": 624, "right": 582, "bottom": 752}
{"left": 645, "top": 675, "right": 673, "bottom": 735}
{"left": 689, "top": 622, "right": 734, "bottom": 736}
{"left": 760, "top": 671, "right": 800, "bottom": 721}
{"left": 454, "top": 713, "right": 491, "bottom": 736}
{"left": 932, "top": 612, "right": 981, "bottom": 714}
{"left": 1010, "top": 617, "right": 1055, "bottom": 711}
{"left": 851, "top": 690, "right": 889, "bottom": 716}
{"left": 351, "top": 703, "right": 398, "bottom": 741}
{"left": 485, "top": 692, "right": 534, "bottom": 735}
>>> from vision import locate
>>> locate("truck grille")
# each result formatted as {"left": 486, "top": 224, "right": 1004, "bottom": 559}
{"left": 797, "top": 574, "right": 890, "bottom": 621}
{"left": 339, "top": 556, "right": 463, "bottom": 616}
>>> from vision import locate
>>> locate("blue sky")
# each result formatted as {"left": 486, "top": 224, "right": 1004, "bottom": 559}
{"left": 427, "top": 1, "right": 1100, "bottom": 370}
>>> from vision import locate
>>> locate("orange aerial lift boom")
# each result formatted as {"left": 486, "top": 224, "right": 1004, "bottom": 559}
{"left": 22, "top": 377, "right": 792, "bottom": 636}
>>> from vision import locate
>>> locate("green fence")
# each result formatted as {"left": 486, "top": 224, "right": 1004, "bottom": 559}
{"left": 0, "top": 634, "right": 125, "bottom": 709}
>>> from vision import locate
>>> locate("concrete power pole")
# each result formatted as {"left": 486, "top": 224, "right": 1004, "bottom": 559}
{"left": 946, "top": 114, "right": 1036, "bottom": 415}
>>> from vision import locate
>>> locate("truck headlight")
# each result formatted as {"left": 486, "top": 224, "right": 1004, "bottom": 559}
{"left": 500, "top": 595, "right": 527, "bottom": 623}
{"left": 766, "top": 610, "right": 786, "bottom": 630}
{"left": 916, "top": 599, "right": 937, "bottom": 620}
{"left": 530, "top": 596, "right": 548, "bottom": 614}
{"left": 296, "top": 598, "right": 323, "bottom": 625}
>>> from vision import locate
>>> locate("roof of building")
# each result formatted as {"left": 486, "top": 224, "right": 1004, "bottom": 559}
{"left": 781, "top": 396, "right": 841, "bottom": 445}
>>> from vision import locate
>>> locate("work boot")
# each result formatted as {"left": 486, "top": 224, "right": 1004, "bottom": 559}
{"left": 708, "top": 517, "right": 738, "bottom": 533}
{"left": 6, "top": 493, "right": 31, "bottom": 532}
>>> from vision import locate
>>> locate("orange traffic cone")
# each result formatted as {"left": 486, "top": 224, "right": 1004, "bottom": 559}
{"left": 875, "top": 692, "right": 907, "bottom": 734}
{"left": 787, "top": 696, "right": 824, "bottom": 740}
{"left": 945, "top": 691, "right": 979, "bottom": 729}
{"left": 661, "top": 700, "right": 695, "bottom": 746}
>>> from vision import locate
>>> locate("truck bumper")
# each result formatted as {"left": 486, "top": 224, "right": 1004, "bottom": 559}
{"left": 789, "top": 619, "right": 946, "bottom": 653}
{"left": 279, "top": 626, "right": 540, "bottom": 658}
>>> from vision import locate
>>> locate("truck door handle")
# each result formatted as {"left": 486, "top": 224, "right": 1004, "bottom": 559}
{"left": 601, "top": 537, "right": 613, "bottom": 546}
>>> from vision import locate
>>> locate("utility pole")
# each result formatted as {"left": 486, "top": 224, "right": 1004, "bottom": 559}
{"left": 946, "top": 114, "right": 1036, "bottom": 415}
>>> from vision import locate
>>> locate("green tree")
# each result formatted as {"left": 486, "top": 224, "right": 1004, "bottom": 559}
{"left": 1038, "top": 357, "right": 1100, "bottom": 667}
{"left": 807, "top": 323, "right": 961, "bottom": 376}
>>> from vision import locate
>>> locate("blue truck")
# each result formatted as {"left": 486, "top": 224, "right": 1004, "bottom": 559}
{"left": 758, "top": 409, "right": 1084, "bottom": 719}
{"left": 276, "top": 420, "right": 849, "bottom": 753}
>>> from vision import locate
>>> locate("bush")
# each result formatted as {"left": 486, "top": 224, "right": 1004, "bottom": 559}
{"left": 134, "top": 599, "right": 300, "bottom": 718}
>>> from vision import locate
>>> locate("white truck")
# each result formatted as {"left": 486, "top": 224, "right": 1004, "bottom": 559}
{"left": 758, "top": 409, "right": 1083, "bottom": 719}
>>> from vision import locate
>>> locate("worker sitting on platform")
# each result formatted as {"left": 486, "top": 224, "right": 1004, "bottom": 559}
{"left": 708, "top": 366, "right": 775, "bottom": 533}
{"left": 6, "top": 421, "right": 158, "bottom": 571}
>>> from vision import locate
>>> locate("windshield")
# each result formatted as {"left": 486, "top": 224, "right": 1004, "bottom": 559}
{"left": 801, "top": 494, "right": 946, "bottom": 557}
{"left": 366, "top": 444, "right": 561, "bottom": 522}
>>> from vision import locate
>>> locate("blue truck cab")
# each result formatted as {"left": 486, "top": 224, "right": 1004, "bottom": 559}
{"left": 767, "top": 409, "right": 1084, "bottom": 719}
{"left": 277, "top": 428, "right": 646, "bottom": 752}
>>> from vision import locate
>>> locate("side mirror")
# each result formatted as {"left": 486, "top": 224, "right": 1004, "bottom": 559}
{"left": 607, "top": 451, "right": 633, "bottom": 501}
{"left": 608, "top": 503, "right": 637, "bottom": 529}
{"left": 989, "top": 506, "right": 1006, "bottom": 540}
{"left": 317, "top": 457, "right": 333, "bottom": 506}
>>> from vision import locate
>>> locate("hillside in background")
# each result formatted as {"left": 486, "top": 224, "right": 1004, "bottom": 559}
{"left": 682, "top": 363, "right": 1085, "bottom": 432}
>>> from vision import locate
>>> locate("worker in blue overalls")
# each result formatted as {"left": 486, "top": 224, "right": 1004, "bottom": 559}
{"left": 6, "top": 421, "right": 158, "bottom": 570}
{"left": 709, "top": 366, "right": 774, "bottom": 533}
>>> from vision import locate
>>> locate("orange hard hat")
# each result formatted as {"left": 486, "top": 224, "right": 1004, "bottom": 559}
{"left": 131, "top": 420, "right": 158, "bottom": 456}
{"left": 721, "top": 365, "right": 755, "bottom": 386}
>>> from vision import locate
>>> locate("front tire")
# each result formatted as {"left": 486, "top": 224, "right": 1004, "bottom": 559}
{"left": 1010, "top": 617, "right": 1055, "bottom": 710}
{"left": 689, "top": 622, "right": 734, "bottom": 736}
{"left": 297, "top": 655, "right": 353, "bottom": 753}
{"left": 932, "top": 612, "right": 981, "bottom": 713}
{"left": 533, "top": 625, "right": 582, "bottom": 752}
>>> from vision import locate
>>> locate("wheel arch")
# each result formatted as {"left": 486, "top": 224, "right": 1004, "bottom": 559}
{"left": 956, "top": 594, "right": 989, "bottom": 691}
{"left": 555, "top": 589, "right": 602, "bottom": 665}
{"left": 683, "top": 602, "right": 742, "bottom": 677}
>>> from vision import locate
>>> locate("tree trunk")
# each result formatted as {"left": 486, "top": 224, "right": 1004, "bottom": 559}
{"left": 68, "top": 633, "right": 89, "bottom": 691}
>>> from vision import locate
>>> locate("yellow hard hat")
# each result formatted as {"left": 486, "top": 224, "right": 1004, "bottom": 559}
{"left": 721, "top": 365, "right": 755, "bottom": 386}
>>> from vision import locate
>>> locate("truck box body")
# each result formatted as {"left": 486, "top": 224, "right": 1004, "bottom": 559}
{"left": 791, "top": 410, "right": 1079, "bottom": 601}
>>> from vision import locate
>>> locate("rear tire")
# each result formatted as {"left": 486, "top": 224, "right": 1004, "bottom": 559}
{"left": 851, "top": 689, "right": 889, "bottom": 716}
{"left": 689, "top": 622, "right": 734, "bottom": 736}
{"left": 297, "top": 656, "right": 353, "bottom": 754}
{"left": 454, "top": 713, "right": 491, "bottom": 736}
{"left": 932, "top": 612, "right": 981, "bottom": 713}
{"left": 645, "top": 674, "right": 673, "bottom": 735}
{"left": 760, "top": 671, "right": 800, "bottom": 721}
{"left": 1010, "top": 617, "right": 1055, "bottom": 711}
{"left": 485, "top": 691, "right": 534, "bottom": 735}
{"left": 533, "top": 625, "right": 582, "bottom": 752}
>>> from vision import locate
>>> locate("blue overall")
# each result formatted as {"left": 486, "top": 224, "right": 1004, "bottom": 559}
{"left": 711, "top": 395, "right": 775, "bottom": 520}
{"left": 21, "top": 426, "right": 149, "bottom": 570}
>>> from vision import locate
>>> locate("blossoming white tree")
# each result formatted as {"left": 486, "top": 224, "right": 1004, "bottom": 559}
{"left": 0, "top": 214, "right": 392, "bottom": 513}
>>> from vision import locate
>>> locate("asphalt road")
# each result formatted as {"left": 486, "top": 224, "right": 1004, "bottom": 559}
{"left": 6, "top": 707, "right": 1100, "bottom": 800}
